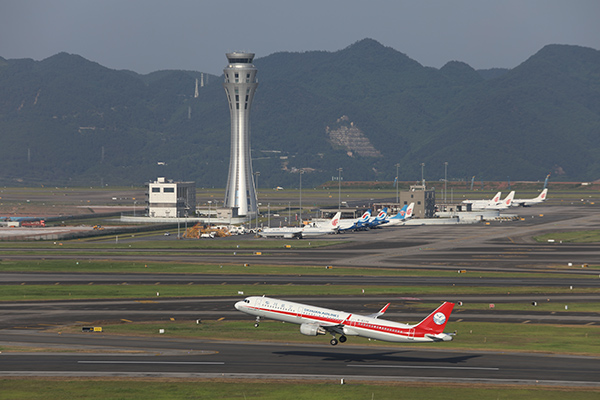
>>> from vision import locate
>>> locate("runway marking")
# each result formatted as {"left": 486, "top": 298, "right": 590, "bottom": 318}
{"left": 78, "top": 361, "right": 224, "bottom": 365}
{"left": 120, "top": 319, "right": 133, "bottom": 323}
{"left": 348, "top": 365, "right": 499, "bottom": 371}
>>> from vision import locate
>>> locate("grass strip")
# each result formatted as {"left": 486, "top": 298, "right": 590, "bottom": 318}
{"left": 0, "top": 239, "right": 344, "bottom": 249}
{"left": 1, "top": 284, "right": 599, "bottom": 301}
{"left": 48, "top": 319, "right": 600, "bottom": 357}
{"left": 535, "top": 230, "right": 600, "bottom": 243}
{"left": 0, "top": 260, "right": 597, "bottom": 278}
{"left": 0, "top": 379, "right": 599, "bottom": 399}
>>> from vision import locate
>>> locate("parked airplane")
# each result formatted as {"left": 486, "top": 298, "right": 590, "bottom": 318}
{"left": 338, "top": 209, "right": 371, "bottom": 232}
{"left": 362, "top": 207, "right": 388, "bottom": 229}
{"left": 381, "top": 202, "right": 415, "bottom": 227}
{"left": 492, "top": 190, "right": 515, "bottom": 209}
{"left": 462, "top": 191, "right": 502, "bottom": 210}
{"left": 258, "top": 212, "right": 341, "bottom": 239}
{"left": 235, "top": 296, "right": 455, "bottom": 345}
{"left": 511, "top": 188, "right": 548, "bottom": 207}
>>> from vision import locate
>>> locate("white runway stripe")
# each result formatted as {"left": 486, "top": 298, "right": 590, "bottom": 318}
{"left": 348, "top": 364, "right": 498, "bottom": 371}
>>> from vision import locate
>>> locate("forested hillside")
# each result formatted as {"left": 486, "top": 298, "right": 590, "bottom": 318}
{"left": 0, "top": 39, "right": 599, "bottom": 188}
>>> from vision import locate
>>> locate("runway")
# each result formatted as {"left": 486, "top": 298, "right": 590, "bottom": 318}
{"left": 1, "top": 203, "right": 600, "bottom": 385}
{"left": 1, "top": 330, "right": 598, "bottom": 386}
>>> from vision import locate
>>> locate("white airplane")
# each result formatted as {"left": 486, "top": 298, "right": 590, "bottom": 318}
{"left": 511, "top": 188, "right": 548, "bottom": 207}
{"left": 258, "top": 212, "right": 341, "bottom": 239}
{"left": 462, "top": 191, "right": 502, "bottom": 210}
{"left": 235, "top": 296, "right": 455, "bottom": 345}
{"left": 362, "top": 207, "right": 388, "bottom": 229}
{"left": 381, "top": 202, "right": 414, "bottom": 227}
{"left": 491, "top": 190, "right": 515, "bottom": 210}
{"left": 338, "top": 209, "right": 371, "bottom": 232}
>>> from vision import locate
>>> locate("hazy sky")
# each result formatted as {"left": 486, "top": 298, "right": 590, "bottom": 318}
{"left": 1, "top": 0, "right": 598, "bottom": 75}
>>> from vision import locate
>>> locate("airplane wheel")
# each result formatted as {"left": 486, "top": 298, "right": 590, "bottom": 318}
{"left": 254, "top": 323, "right": 259, "bottom": 328}
{"left": 339, "top": 335, "right": 347, "bottom": 343}
{"left": 330, "top": 338, "right": 338, "bottom": 346}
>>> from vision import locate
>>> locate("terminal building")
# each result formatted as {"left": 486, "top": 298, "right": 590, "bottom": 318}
{"left": 146, "top": 177, "right": 196, "bottom": 218}
{"left": 320, "top": 185, "right": 436, "bottom": 219}
{"left": 373, "top": 185, "right": 436, "bottom": 218}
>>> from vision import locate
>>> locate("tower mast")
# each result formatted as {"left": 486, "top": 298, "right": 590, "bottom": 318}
{"left": 223, "top": 52, "right": 258, "bottom": 217}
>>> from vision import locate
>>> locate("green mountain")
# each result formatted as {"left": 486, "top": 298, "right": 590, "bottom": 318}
{"left": 0, "top": 40, "right": 599, "bottom": 188}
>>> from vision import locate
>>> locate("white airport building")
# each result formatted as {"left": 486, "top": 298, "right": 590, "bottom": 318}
{"left": 146, "top": 177, "right": 196, "bottom": 218}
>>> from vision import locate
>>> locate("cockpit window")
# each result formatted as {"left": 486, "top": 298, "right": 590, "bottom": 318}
{"left": 244, "top": 299, "right": 250, "bottom": 303}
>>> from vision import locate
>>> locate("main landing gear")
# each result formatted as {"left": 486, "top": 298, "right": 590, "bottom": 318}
{"left": 330, "top": 335, "right": 347, "bottom": 346}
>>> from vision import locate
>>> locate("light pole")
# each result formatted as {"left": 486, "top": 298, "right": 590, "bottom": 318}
{"left": 299, "top": 170, "right": 304, "bottom": 227}
{"left": 421, "top": 163, "right": 425, "bottom": 186}
{"left": 395, "top": 163, "right": 400, "bottom": 206}
{"left": 254, "top": 171, "right": 260, "bottom": 230}
{"left": 444, "top": 162, "right": 448, "bottom": 203}
{"left": 207, "top": 201, "right": 212, "bottom": 226}
{"left": 337, "top": 167, "right": 343, "bottom": 212}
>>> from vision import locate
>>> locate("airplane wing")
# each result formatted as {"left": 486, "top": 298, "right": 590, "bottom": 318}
{"left": 320, "top": 323, "right": 346, "bottom": 335}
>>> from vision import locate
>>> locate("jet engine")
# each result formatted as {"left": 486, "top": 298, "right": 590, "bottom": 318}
{"left": 300, "top": 323, "right": 326, "bottom": 336}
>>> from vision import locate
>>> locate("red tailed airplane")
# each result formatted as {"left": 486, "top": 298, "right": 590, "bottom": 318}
{"left": 235, "top": 296, "right": 455, "bottom": 345}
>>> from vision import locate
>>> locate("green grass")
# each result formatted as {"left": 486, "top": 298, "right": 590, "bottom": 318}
{"left": 49, "top": 319, "right": 600, "bottom": 356}
{"left": 535, "top": 230, "right": 600, "bottom": 243}
{"left": 0, "top": 380, "right": 598, "bottom": 400}
{"left": 0, "top": 259, "right": 597, "bottom": 278}
{"left": 0, "top": 238, "right": 344, "bottom": 249}
{"left": 1, "top": 284, "right": 598, "bottom": 301}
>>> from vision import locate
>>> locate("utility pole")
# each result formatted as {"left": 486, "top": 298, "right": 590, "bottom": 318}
{"left": 395, "top": 163, "right": 400, "bottom": 206}
{"left": 254, "top": 171, "right": 260, "bottom": 230}
{"left": 444, "top": 162, "right": 448, "bottom": 203}
{"left": 337, "top": 168, "right": 343, "bottom": 211}
{"left": 299, "top": 170, "right": 304, "bottom": 227}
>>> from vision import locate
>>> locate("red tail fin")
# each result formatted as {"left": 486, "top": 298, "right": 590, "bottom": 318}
{"left": 414, "top": 302, "right": 454, "bottom": 334}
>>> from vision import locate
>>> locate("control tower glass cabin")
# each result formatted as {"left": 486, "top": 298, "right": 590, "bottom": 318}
{"left": 223, "top": 52, "right": 258, "bottom": 218}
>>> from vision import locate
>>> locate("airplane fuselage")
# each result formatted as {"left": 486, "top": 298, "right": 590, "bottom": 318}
{"left": 235, "top": 296, "right": 454, "bottom": 343}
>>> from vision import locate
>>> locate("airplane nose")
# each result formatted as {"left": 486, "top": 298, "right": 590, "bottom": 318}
{"left": 234, "top": 301, "right": 243, "bottom": 310}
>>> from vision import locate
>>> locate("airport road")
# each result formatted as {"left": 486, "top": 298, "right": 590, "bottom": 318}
{"left": 0, "top": 330, "right": 598, "bottom": 386}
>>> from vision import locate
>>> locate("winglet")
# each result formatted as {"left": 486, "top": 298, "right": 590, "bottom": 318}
{"left": 367, "top": 303, "right": 390, "bottom": 319}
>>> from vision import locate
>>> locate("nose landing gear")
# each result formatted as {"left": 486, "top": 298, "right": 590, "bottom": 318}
{"left": 254, "top": 316, "right": 260, "bottom": 328}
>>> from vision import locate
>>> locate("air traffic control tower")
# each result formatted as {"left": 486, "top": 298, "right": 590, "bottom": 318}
{"left": 223, "top": 52, "right": 258, "bottom": 218}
